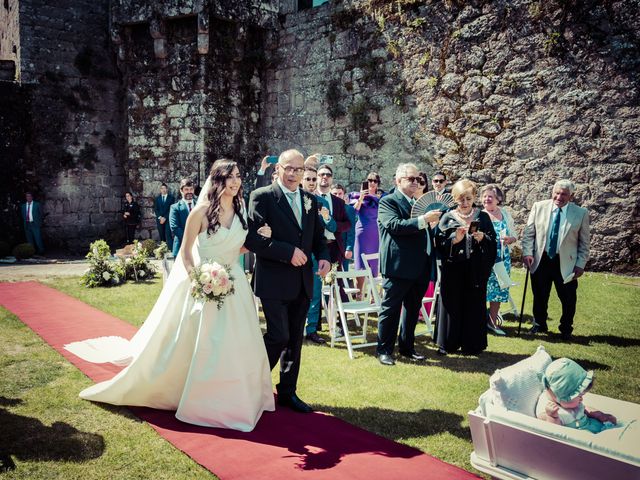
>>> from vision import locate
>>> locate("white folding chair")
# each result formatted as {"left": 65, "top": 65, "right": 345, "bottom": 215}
{"left": 321, "top": 271, "right": 360, "bottom": 325}
{"left": 328, "top": 269, "right": 382, "bottom": 359}
{"left": 360, "top": 252, "right": 384, "bottom": 300}
{"left": 418, "top": 260, "right": 441, "bottom": 337}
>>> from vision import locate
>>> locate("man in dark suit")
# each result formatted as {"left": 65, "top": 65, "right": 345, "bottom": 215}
{"left": 376, "top": 163, "right": 441, "bottom": 366}
{"left": 169, "top": 179, "right": 195, "bottom": 257}
{"left": 154, "top": 183, "right": 175, "bottom": 251}
{"left": 21, "top": 192, "right": 44, "bottom": 254}
{"left": 522, "top": 179, "right": 590, "bottom": 341}
{"left": 315, "top": 164, "right": 351, "bottom": 264}
{"left": 331, "top": 184, "right": 356, "bottom": 270}
{"left": 246, "top": 149, "right": 330, "bottom": 413}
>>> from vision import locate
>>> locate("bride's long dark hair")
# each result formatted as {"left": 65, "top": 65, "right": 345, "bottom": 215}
{"left": 205, "top": 159, "right": 248, "bottom": 235}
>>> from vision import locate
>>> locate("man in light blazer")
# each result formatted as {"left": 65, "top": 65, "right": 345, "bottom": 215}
{"left": 522, "top": 179, "right": 590, "bottom": 340}
{"left": 169, "top": 179, "right": 196, "bottom": 257}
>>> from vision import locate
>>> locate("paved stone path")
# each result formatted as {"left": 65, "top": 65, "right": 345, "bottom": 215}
{"left": 0, "top": 259, "right": 163, "bottom": 282}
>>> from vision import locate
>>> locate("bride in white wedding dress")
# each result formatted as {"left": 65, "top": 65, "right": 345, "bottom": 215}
{"left": 65, "top": 159, "right": 275, "bottom": 432}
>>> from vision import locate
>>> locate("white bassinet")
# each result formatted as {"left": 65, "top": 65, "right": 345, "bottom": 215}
{"left": 468, "top": 346, "right": 640, "bottom": 480}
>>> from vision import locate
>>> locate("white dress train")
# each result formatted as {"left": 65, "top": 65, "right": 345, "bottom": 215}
{"left": 65, "top": 214, "right": 274, "bottom": 432}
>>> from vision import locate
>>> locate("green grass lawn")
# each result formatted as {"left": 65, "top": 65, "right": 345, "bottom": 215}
{"left": 1, "top": 269, "right": 638, "bottom": 478}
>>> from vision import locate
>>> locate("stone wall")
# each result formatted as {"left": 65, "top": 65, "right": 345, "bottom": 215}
{"left": 6, "top": 0, "right": 639, "bottom": 271}
{"left": 2, "top": 0, "right": 125, "bottom": 251}
{"left": 262, "top": 0, "right": 639, "bottom": 273}
{"left": 111, "top": 0, "right": 278, "bottom": 239}
{"left": 0, "top": 0, "right": 20, "bottom": 80}
{"left": 261, "top": 3, "right": 431, "bottom": 191}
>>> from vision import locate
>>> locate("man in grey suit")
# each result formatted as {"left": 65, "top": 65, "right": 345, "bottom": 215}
{"left": 522, "top": 179, "right": 590, "bottom": 341}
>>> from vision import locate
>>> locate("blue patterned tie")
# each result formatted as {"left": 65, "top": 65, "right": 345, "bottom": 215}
{"left": 548, "top": 209, "right": 561, "bottom": 259}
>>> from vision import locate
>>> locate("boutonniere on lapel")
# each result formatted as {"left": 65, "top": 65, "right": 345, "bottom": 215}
{"left": 303, "top": 196, "right": 313, "bottom": 214}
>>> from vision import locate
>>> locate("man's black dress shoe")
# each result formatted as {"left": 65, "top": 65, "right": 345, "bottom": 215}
{"left": 377, "top": 354, "right": 395, "bottom": 366}
{"left": 528, "top": 324, "right": 548, "bottom": 334}
{"left": 560, "top": 331, "right": 572, "bottom": 341}
{"left": 277, "top": 394, "right": 313, "bottom": 413}
{"left": 400, "top": 350, "right": 426, "bottom": 361}
{"left": 305, "top": 332, "right": 326, "bottom": 344}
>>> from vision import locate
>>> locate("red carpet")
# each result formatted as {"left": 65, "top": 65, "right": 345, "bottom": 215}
{"left": 0, "top": 281, "right": 479, "bottom": 479}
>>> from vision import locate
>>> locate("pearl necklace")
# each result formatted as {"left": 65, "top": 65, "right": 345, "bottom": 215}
{"left": 485, "top": 207, "right": 502, "bottom": 219}
{"left": 456, "top": 207, "right": 475, "bottom": 219}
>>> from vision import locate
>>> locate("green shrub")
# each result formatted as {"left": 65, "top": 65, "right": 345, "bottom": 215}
{"left": 153, "top": 241, "right": 169, "bottom": 260}
{"left": 140, "top": 239, "right": 157, "bottom": 256}
{"left": 82, "top": 239, "right": 125, "bottom": 288}
{"left": 12, "top": 243, "right": 36, "bottom": 259}
{"left": 120, "top": 241, "right": 157, "bottom": 282}
{"left": 0, "top": 240, "right": 10, "bottom": 257}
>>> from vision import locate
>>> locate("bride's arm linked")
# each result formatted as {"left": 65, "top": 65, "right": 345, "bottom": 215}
{"left": 240, "top": 225, "right": 270, "bottom": 254}
{"left": 245, "top": 192, "right": 296, "bottom": 263}
{"left": 181, "top": 204, "right": 207, "bottom": 273}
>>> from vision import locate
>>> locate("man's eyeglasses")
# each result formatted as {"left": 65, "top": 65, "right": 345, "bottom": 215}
{"left": 319, "top": 172, "right": 333, "bottom": 177}
{"left": 367, "top": 179, "right": 379, "bottom": 184}
{"left": 304, "top": 177, "right": 317, "bottom": 182}
{"left": 432, "top": 179, "right": 445, "bottom": 183}
{"left": 282, "top": 166, "right": 304, "bottom": 175}
{"left": 402, "top": 176, "right": 422, "bottom": 184}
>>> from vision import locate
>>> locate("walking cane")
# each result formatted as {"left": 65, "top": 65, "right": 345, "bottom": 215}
{"left": 517, "top": 266, "right": 530, "bottom": 336}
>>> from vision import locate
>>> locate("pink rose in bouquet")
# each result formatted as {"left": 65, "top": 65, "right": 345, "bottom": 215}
{"left": 189, "top": 260, "right": 235, "bottom": 309}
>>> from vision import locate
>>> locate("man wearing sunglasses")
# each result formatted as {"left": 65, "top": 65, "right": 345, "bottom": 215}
{"left": 376, "top": 163, "right": 442, "bottom": 366}
{"left": 432, "top": 172, "right": 448, "bottom": 194}
{"left": 302, "top": 167, "right": 336, "bottom": 345}
{"left": 315, "top": 164, "right": 352, "bottom": 265}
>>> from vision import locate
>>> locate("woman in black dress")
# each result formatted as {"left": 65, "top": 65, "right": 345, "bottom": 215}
{"left": 122, "top": 191, "right": 141, "bottom": 244}
{"left": 435, "top": 179, "right": 496, "bottom": 355}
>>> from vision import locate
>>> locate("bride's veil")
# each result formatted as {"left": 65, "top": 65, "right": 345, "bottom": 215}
{"left": 64, "top": 176, "right": 214, "bottom": 366}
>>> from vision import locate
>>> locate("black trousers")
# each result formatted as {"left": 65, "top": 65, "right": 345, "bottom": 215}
{"left": 261, "top": 285, "right": 310, "bottom": 396}
{"left": 125, "top": 224, "right": 137, "bottom": 244}
{"left": 531, "top": 253, "right": 578, "bottom": 335}
{"left": 376, "top": 270, "right": 430, "bottom": 356}
{"left": 156, "top": 220, "right": 173, "bottom": 251}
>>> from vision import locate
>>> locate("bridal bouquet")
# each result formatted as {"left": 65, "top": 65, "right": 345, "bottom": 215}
{"left": 189, "top": 261, "right": 235, "bottom": 310}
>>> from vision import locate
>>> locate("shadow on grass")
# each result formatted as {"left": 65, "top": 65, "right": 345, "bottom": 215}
{"left": 322, "top": 335, "right": 611, "bottom": 374}
{"left": 0, "top": 397, "right": 105, "bottom": 471}
{"left": 499, "top": 325, "right": 640, "bottom": 348}
{"left": 316, "top": 404, "right": 471, "bottom": 442}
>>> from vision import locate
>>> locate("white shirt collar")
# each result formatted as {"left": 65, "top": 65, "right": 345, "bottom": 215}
{"left": 278, "top": 178, "right": 299, "bottom": 195}
{"left": 552, "top": 204, "right": 567, "bottom": 214}
{"left": 399, "top": 190, "right": 414, "bottom": 205}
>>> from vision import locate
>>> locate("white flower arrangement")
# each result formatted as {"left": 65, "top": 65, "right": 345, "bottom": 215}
{"left": 323, "top": 264, "right": 338, "bottom": 285}
{"left": 190, "top": 260, "right": 235, "bottom": 310}
{"left": 102, "top": 271, "right": 111, "bottom": 281}
{"left": 303, "top": 196, "right": 313, "bottom": 214}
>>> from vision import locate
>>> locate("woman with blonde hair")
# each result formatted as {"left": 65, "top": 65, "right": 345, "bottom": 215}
{"left": 434, "top": 179, "right": 497, "bottom": 355}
